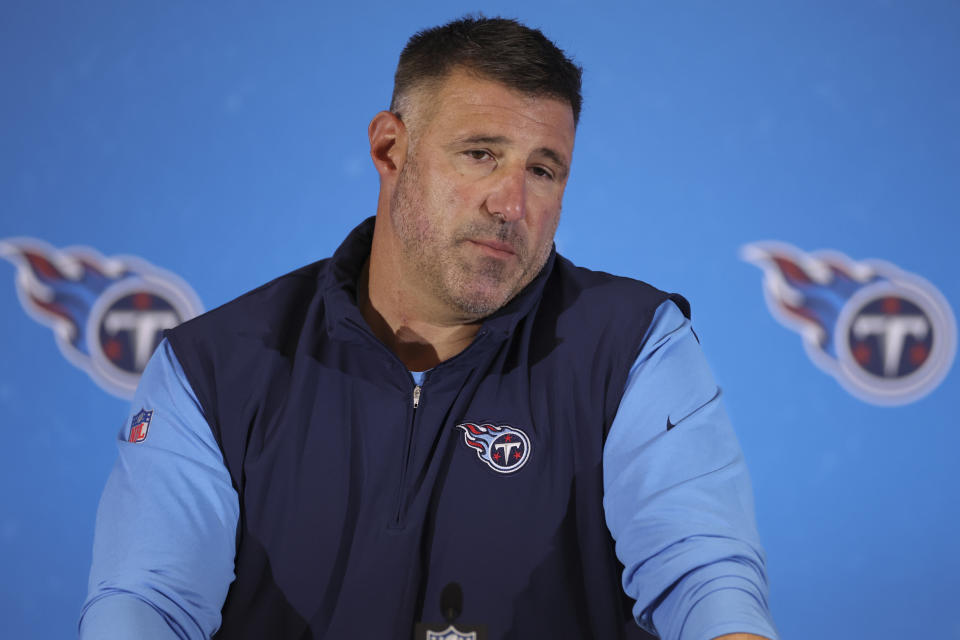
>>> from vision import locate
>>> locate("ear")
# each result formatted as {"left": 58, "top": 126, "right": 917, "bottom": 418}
{"left": 368, "top": 111, "right": 409, "bottom": 180}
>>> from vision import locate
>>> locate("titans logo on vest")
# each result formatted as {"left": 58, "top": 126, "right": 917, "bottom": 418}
{"left": 0, "top": 238, "right": 203, "bottom": 399}
{"left": 743, "top": 241, "right": 956, "bottom": 406}
{"left": 456, "top": 422, "right": 531, "bottom": 474}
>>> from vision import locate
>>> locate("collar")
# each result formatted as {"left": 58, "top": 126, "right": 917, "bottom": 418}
{"left": 322, "top": 216, "right": 556, "bottom": 345}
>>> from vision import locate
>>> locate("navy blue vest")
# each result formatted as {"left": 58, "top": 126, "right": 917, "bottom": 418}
{"left": 167, "top": 218, "right": 685, "bottom": 639}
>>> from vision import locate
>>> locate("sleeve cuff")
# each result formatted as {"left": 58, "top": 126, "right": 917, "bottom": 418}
{"left": 681, "top": 585, "right": 778, "bottom": 640}
{"left": 80, "top": 593, "right": 182, "bottom": 639}
{"left": 652, "top": 562, "right": 778, "bottom": 640}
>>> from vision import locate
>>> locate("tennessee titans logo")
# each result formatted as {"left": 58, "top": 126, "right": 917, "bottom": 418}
{"left": 456, "top": 422, "right": 531, "bottom": 474}
{"left": 1, "top": 238, "right": 203, "bottom": 399}
{"left": 743, "top": 242, "right": 956, "bottom": 406}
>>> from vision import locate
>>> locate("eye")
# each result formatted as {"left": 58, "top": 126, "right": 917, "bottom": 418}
{"left": 464, "top": 149, "right": 493, "bottom": 161}
{"left": 530, "top": 165, "right": 555, "bottom": 180}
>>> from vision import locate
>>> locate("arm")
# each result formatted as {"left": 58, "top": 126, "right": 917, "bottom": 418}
{"left": 603, "top": 301, "right": 777, "bottom": 640}
{"left": 79, "top": 339, "right": 239, "bottom": 639}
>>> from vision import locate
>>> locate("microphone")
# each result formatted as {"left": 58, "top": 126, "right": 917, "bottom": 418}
{"left": 440, "top": 582, "right": 463, "bottom": 623}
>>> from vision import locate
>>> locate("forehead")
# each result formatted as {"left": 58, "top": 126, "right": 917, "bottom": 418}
{"left": 417, "top": 70, "right": 576, "bottom": 154}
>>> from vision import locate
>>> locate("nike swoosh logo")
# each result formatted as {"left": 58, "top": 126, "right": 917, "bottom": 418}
{"left": 666, "top": 416, "right": 676, "bottom": 431}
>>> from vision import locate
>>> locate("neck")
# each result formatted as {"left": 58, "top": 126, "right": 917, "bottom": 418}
{"left": 358, "top": 255, "right": 482, "bottom": 371}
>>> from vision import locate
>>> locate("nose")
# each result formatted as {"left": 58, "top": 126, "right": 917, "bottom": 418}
{"left": 484, "top": 163, "right": 526, "bottom": 223}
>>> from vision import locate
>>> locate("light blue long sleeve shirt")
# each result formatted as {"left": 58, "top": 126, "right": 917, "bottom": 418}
{"left": 80, "top": 300, "right": 778, "bottom": 640}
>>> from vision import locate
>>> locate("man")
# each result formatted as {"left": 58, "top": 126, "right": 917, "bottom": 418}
{"left": 81, "top": 16, "right": 777, "bottom": 640}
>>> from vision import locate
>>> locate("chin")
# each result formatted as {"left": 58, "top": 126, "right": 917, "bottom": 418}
{"left": 451, "top": 295, "right": 505, "bottom": 318}
{"left": 469, "top": 280, "right": 528, "bottom": 315}
{"left": 445, "top": 283, "right": 512, "bottom": 318}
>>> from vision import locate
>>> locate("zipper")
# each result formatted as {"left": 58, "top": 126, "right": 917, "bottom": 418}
{"left": 392, "top": 377, "right": 425, "bottom": 528}
{"left": 340, "top": 319, "right": 494, "bottom": 530}
{"left": 388, "top": 332, "right": 495, "bottom": 529}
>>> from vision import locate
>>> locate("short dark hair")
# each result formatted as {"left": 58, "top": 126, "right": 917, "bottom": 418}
{"left": 391, "top": 16, "right": 583, "bottom": 125}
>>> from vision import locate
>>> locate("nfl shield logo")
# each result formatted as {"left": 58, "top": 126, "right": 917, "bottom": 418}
{"left": 426, "top": 626, "right": 477, "bottom": 640}
{"left": 128, "top": 409, "right": 153, "bottom": 443}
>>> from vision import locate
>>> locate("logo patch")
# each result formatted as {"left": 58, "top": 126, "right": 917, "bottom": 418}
{"left": 1, "top": 238, "right": 203, "bottom": 399}
{"left": 743, "top": 242, "right": 956, "bottom": 406}
{"left": 129, "top": 409, "right": 153, "bottom": 443}
{"left": 456, "top": 422, "right": 531, "bottom": 474}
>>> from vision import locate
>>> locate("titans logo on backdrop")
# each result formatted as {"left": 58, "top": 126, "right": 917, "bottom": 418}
{"left": 1, "top": 238, "right": 203, "bottom": 399}
{"left": 743, "top": 242, "right": 956, "bottom": 406}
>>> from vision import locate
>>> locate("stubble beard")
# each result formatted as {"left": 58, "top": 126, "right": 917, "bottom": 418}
{"left": 390, "top": 157, "right": 556, "bottom": 319}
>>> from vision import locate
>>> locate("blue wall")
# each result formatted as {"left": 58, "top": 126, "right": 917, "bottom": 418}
{"left": 2, "top": 2, "right": 958, "bottom": 638}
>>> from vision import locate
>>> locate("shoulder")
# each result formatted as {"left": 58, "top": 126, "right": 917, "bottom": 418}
{"left": 163, "top": 259, "right": 331, "bottom": 431}
{"left": 170, "top": 258, "right": 330, "bottom": 342}
{"left": 543, "top": 253, "right": 689, "bottom": 328}
{"left": 530, "top": 254, "right": 692, "bottom": 426}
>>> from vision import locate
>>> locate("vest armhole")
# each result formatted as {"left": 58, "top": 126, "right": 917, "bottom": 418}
{"left": 601, "top": 293, "right": 668, "bottom": 433}
{"left": 667, "top": 293, "right": 691, "bottom": 320}
{"left": 163, "top": 329, "right": 224, "bottom": 452}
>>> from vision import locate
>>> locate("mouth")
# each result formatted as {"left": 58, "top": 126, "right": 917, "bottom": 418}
{"left": 467, "top": 239, "right": 517, "bottom": 259}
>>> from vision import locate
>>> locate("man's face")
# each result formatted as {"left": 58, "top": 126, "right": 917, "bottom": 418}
{"left": 388, "top": 69, "right": 576, "bottom": 319}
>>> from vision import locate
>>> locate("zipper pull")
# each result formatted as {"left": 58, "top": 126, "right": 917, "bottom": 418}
{"left": 413, "top": 385, "right": 421, "bottom": 409}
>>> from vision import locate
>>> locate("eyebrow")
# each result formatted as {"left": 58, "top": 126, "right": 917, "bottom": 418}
{"left": 453, "top": 135, "right": 569, "bottom": 177}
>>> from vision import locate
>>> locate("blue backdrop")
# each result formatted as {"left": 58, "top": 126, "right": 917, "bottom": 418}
{"left": 2, "top": 2, "right": 958, "bottom": 638}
